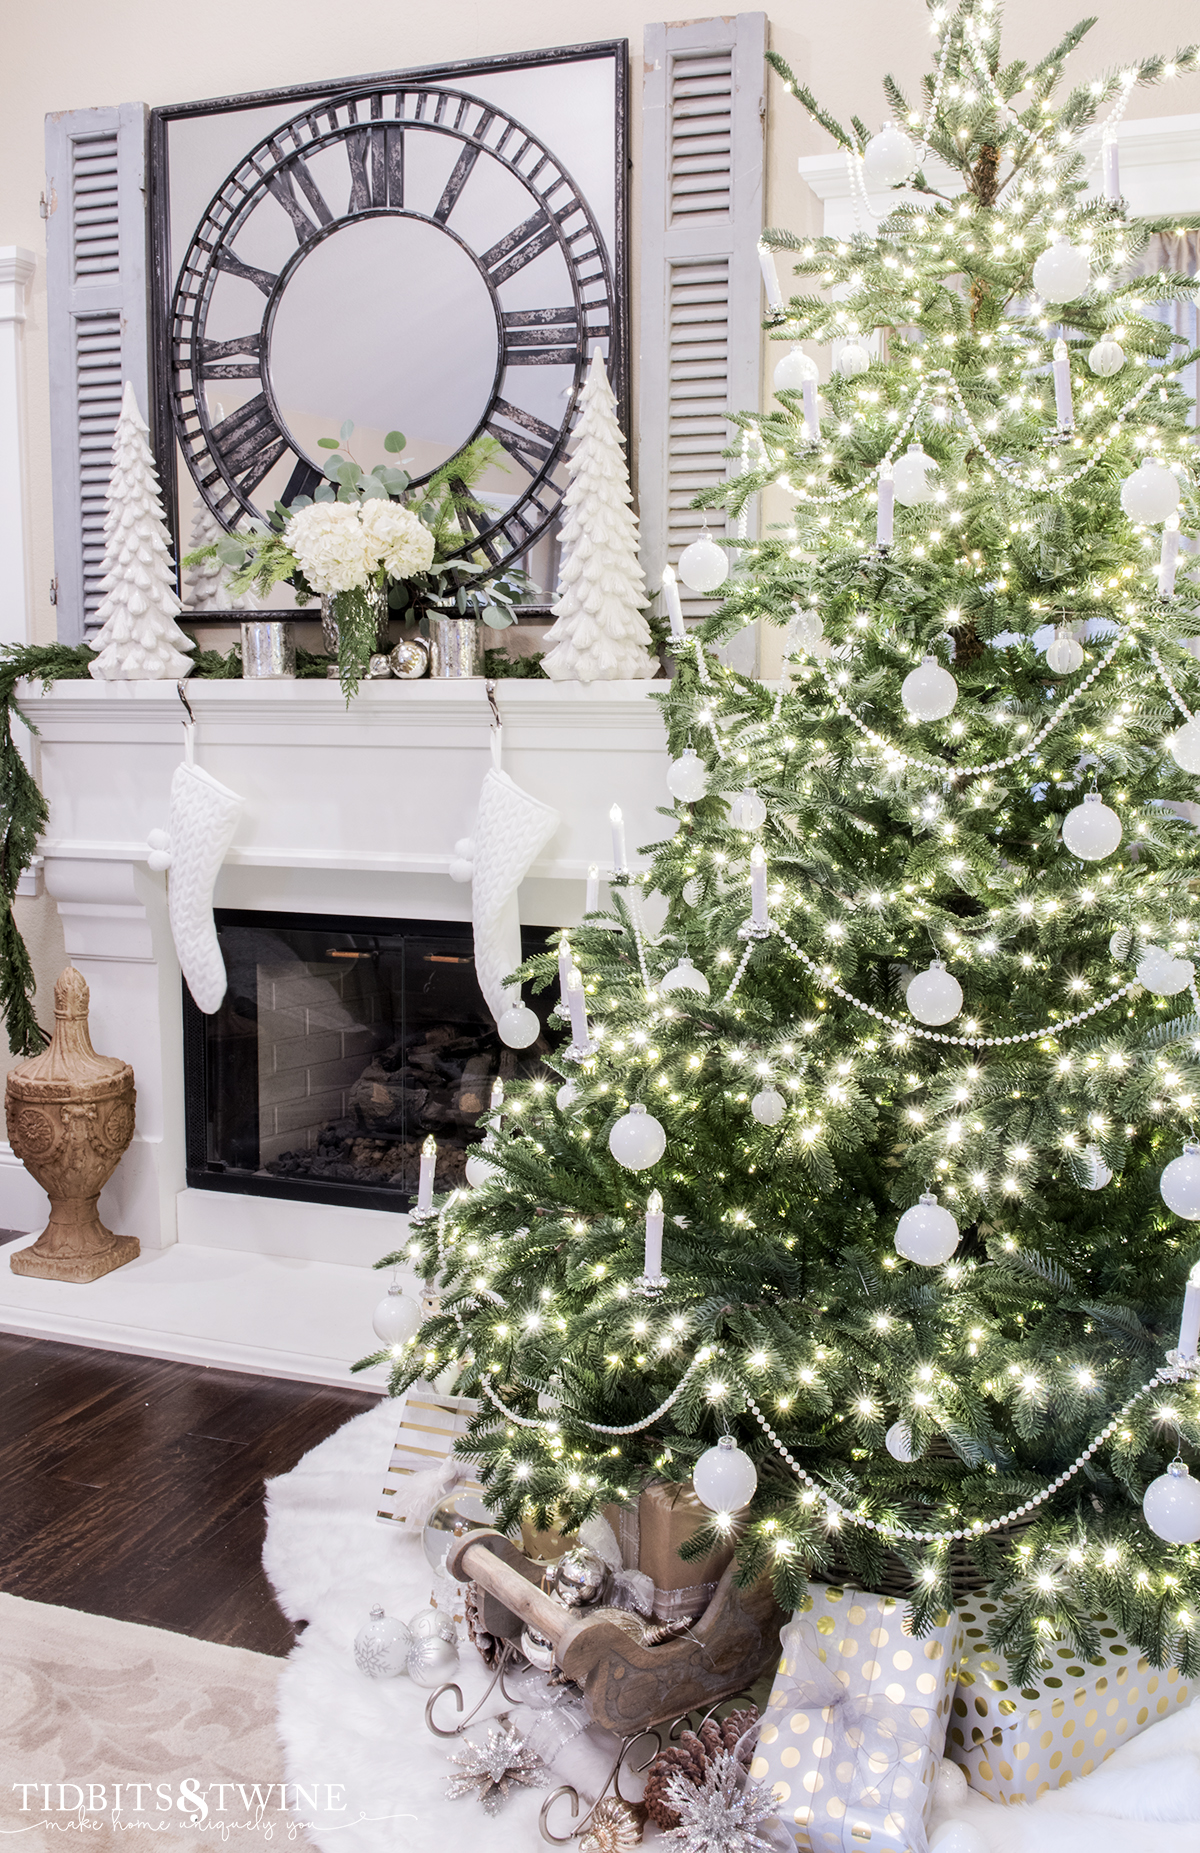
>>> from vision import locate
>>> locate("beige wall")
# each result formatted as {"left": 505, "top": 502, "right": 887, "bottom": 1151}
{"left": 2, "top": 0, "right": 1197, "bottom": 652}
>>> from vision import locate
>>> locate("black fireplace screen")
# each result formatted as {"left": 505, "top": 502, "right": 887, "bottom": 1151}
{"left": 183, "top": 910, "right": 554, "bottom": 1212}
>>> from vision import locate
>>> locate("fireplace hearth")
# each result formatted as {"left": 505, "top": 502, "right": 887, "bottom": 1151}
{"left": 184, "top": 910, "right": 554, "bottom": 1212}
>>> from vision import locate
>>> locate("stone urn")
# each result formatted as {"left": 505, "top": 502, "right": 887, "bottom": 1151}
{"left": 6, "top": 967, "right": 139, "bottom": 1282}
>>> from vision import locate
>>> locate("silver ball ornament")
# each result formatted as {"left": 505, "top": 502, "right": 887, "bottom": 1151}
{"left": 901, "top": 655, "right": 957, "bottom": 721}
{"left": 1143, "top": 1460, "right": 1200, "bottom": 1544}
{"left": 608, "top": 1101, "right": 667, "bottom": 1170}
{"left": 658, "top": 955, "right": 710, "bottom": 997}
{"left": 892, "top": 443, "right": 938, "bottom": 507}
{"left": 1160, "top": 1143, "right": 1200, "bottom": 1221}
{"left": 389, "top": 636, "right": 430, "bottom": 679}
{"left": 406, "top": 1632, "right": 461, "bottom": 1687}
{"left": 905, "top": 959, "right": 963, "bottom": 1026}
{"left": 409, "top": 1604, "right": 459, "bottom": 1646}
{"left": 548, "top": 1546, "right": 609, "bottom": 1608}
{"left": 1121, "top": 461, "right": 1181, "bottom": 525}
{"left": 667, "top": 747, "right": 709, "bottom": 802}
{"left": 372, "top": 1286, "right": 421, "bottom": 1347}
{"left": 520, "top": 1626, "right": 556, "bottom": 1671}
{"left": 498, "top": 1002, "right": 540, "bottom": 1049}
{"left": 751, "top": 1087, "right": 786, "bottom": 1127}
{"left": 422, "top": 1490, "right": 495, "bottom": 1575}
{"left": 353, "top": 1606, "right": 413, "bottom": 1678}
{"left": 693, "top": 1435, "right": 758, "bottom": 1513}
{"left": 895, "top": 1192, "right": 960, "bottom": 1267}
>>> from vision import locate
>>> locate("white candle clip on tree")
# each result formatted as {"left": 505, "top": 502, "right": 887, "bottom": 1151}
{"left": 88, "top": 382, "right": 197, "bottom": 681}
{"left": 541, "top": 351, "right": 658, "bottom": 683}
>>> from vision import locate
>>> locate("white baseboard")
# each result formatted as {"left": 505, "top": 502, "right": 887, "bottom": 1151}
{"left": 0, "top": 1141, "right": 49, "bottom": 1234}
{"left": 0, "top": 1239, "right": 393, "bottom": 1391}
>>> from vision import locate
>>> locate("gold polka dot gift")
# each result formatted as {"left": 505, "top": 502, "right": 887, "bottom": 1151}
{"left": 748, "top": 1584, "right": 964, "bottom": 1853}
{"left": 947, "top": 1601, "right": 1193, "bottom": 1804}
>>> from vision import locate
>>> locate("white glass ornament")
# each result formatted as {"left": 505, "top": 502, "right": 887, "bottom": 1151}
{"left": 1169, "top": 718, "right": 1200, "bottom": 775}
{"left": 1080, "top": 1145, "right": 1113, "bottom": 1191}
{"left": 406, "top": 1633, "right": 460, "bottom": 1687}
{"left": 1142, "top": 1460, "right": 1200, "bottom": 1545}
{"left": 498, "top": 1002, "right": 540, "bottom": 1049}
{"left": 787, "top": 610, "right": 830, "bottom": 661}
{"left": 751, "top": 1088, "right": 786, "bottom": 1127}
{"left": 1045, "top": 629, "right": 1084, "bottom": 674}
{"left": 464, "top": 1147, "right": 498, "bottom": 1188}
{"left": 1032, "top": 237, "right": 1092, "bottom": 304}
{"left": 894, "top": 1192, "right": 960, "bottom": 1267}
{"left": 1109, "top": 927, "right": 1132, "bottom": 961}
{"left": 885, "top": 1420, "right": 920, "bottom": 1463}
{"left": 372, "top": 1286, "right": 421, "bottom": 1347}
{"left": 678, "top": 528, "right": 729, "bottom": 594}
{"left": 556, "top": 1080, "right": 579, "bottom": 1112}
{"left": 422, "top": 1490, "right": 494, "bottom": 1575}
{"left": 1135, "top": 945, "right": 1194, "bottom": 997}
{"left": 608, "top": 1101, "right": 667, "bottom": 1170}
{"left": 693, "top": 1434, "right": 758, "bottom": 1513}
{"left": 901, "top": 655, "right": 957, "bottom": 721}
{"left": 773, "top": 344, "right": 818, "bottom": 395}
{"left": 863, "top": 122, "right": 917, "bottom": 188}
{"left": 1161, "top": 1143, "right": 1200, "bottom": 1220}
{"left": 929, "top": 1823, "right": 989, "bottom": 1853}
{"left": 667, "top": 747, "right": 709, "bottom": 802}
{"left": 729, "top": 787, "right": 767, "bottom": 831}
{"left": 892, "top": 443, "right": 938, "bottom": 507}
{"left": 658, "top": 955, "right": 711, "bottom": 998}
{"left": 932, "top": 1760, "right": 969, "bottom": 1809}
{"left": 905, "top": 959, "right": 963, "bottom": 1026}
{"left": 836, "top": 341, "right": 871, "bottom": 378}
{"left": 1088, "top": 337, "right": 1125, "bottom": 378}
{"left": 409, "top": 1605, "right": 459, "bottom": 1645}
{"left": 353, "top": 1606, "right": 413, "bottom": 1678}
{"left": 1121, "top": 461, "right": 1181, "bottom": 525}
{"left": 1061, "top": 791, "right": 1122, "bottom": 862}
{"left": 682, "top": 877, "right": 702, "bottom": 907}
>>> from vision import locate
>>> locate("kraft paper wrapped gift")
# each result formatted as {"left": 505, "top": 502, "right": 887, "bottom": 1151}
{"left": 947, "top": 1599, "right": 1193, "bottom": 1803}
{"left": 604, "top": 1480, "right": 738, "bottom": 1621}
{"left": 750, "top": 1585, "right": 964, "bottom": 1853}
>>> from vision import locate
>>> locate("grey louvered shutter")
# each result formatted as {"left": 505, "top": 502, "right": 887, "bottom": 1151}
{"left": 44, "top": 103, "right": 151, "bottom": 644}
{"left": 638, "top": 15, "right": 766, "bottom": 670}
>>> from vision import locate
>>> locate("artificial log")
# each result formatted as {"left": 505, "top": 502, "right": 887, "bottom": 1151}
{"left": 447, "top": 1530, "right": 784, "bottom": 1736}
{"left": 7, "top": 967, "right": 138, "bottom": 1282}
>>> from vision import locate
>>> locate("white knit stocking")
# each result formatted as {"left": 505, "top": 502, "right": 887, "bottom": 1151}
{"left": 469, "top": 765, "right": 559, "bottom": 1024}
{"left": 148, "top": 734, "right": 244, "bottom": 1014}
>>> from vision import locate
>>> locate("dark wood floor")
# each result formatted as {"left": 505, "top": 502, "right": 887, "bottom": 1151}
{"left": 0, "top": 1333, "right": 377, "bottom": 1655}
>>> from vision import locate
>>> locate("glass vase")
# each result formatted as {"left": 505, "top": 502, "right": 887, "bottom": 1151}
{"left": 428, "top": 616, "right": 479, "bottom": 679}
{"left": 320, "top": 588, "right": 389, "bottom": 655}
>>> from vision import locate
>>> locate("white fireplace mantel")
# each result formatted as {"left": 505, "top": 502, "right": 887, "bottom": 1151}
{"left": 0, "top": 676, "right": 670, "bottom": 1385}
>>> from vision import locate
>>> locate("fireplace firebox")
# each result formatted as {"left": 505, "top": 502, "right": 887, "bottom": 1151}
{"left": 183, "top": 910, "right": 554, "bottom": 1212}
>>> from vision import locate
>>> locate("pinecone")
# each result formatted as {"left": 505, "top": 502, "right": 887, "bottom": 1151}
{"left": 641, "top": 1708, "right": 759, "bottom": 1830}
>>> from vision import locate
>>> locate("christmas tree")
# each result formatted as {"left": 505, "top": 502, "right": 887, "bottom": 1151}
{"left": 375, "top": 10, "right": 1200, "bottom": 1679}
{"left": 183, "top": 494, "right": 259, "bottom": 614}
{"left": 88, "top": 382, "right": 195, "bottom": 680}
{"left": 541, "top": 350, "right": 658, "bottom": 682}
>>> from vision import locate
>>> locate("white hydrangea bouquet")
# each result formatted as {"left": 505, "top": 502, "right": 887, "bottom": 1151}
{"left": 184, "top": 423, "right": 529, "bottom": 698}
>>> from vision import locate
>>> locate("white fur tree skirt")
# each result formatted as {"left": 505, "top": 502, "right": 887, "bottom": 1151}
{"left": 264, "top": 1398, "right": 1200, "bottom": 1853}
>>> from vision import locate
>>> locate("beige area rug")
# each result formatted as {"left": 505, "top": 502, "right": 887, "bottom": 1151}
{"left": 0, "top": 1594, "right": 290, "bottom": 1850}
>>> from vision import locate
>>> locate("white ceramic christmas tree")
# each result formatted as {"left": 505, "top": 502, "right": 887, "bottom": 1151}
{"left": 541, "top": 351, "right": 657, "bottom": 683}
{"left": 88, "top": 382, "right": 196, "bottom": 681}
{"left": 183, "top": 495, "right": 259, "bottom": 613}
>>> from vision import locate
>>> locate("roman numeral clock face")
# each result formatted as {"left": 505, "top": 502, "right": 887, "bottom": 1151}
{"left": 169, "top": 85, "right": 616, "bottom": 569}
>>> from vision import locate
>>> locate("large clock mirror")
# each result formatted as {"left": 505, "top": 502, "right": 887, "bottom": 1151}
{"left": 150, "top": 43, "right": 628, "bottom": 618}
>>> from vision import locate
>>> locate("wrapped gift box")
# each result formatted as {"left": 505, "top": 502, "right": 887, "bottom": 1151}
{"left": 750, "top": 1584, "right": 964, "bottom": 1853}
{"left": 604, "top": 1479, "right": 738, "bottom": 1621}
{"left": 947, "top": 1598, "right": 1193, "bottom": 1803}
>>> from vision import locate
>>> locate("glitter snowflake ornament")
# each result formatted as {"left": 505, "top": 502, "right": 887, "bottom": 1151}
{"left": 445, "top": 1713, "right": 549, "bottom": 1816}
{"left": 665, "top": 1751, "right": 781, "bottom": 1853}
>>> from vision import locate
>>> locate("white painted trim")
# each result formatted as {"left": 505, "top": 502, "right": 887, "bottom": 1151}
{"left": 798, "top": 111, "right": 1200, "bottom": 234}
{"left": 0, "top": 248, "right": 37, "bottom": 648}
{"left": 0, "top": 1138, "right": 49, "bottom": 1234}
{"left": 176, "top": 1186, "right": 412, "bottom": 1269}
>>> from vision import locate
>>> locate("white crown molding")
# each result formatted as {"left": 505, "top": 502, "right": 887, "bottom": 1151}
{"left": 0, "top": 247, "right": 36, "bottom": 322}
{"left": 797, "top": 111, "right": 1200, "bottom": 232}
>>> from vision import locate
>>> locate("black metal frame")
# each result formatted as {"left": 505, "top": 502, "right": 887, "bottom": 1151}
{"left": 182, "top": 906, "right": 552, "bottom": 1214}
{"left": 148, "top": 41, "right": 630, "bottom": 619}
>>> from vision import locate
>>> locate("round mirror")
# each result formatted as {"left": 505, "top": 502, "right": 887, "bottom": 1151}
{"left": 267, "top": 215, "right": 500, "bottom": 483}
